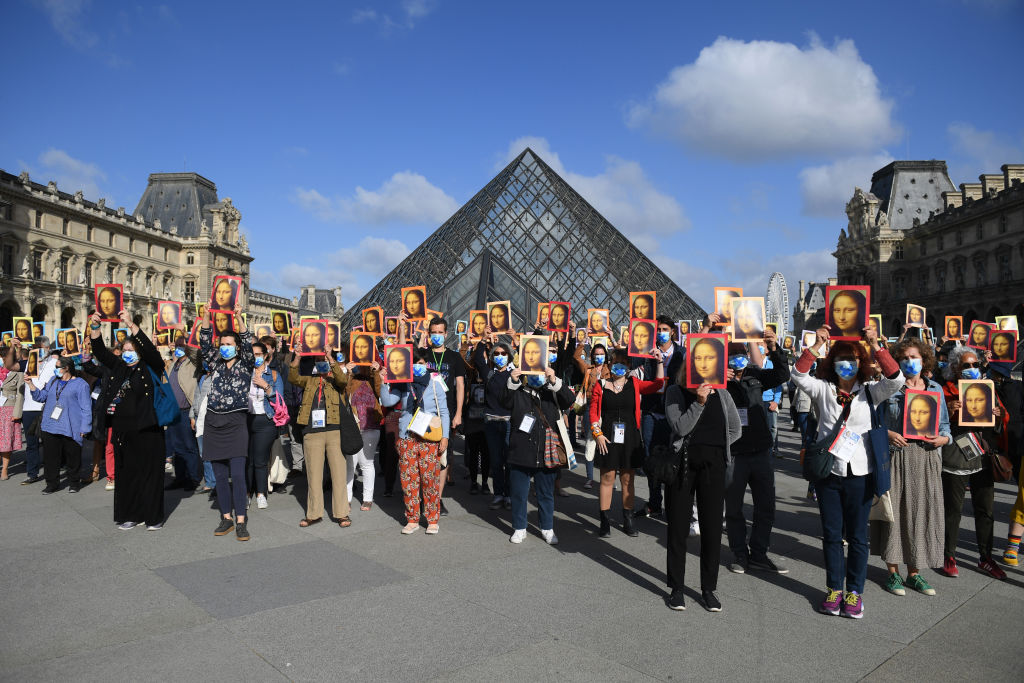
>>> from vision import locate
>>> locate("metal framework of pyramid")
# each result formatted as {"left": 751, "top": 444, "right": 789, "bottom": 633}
{"left": 339, "top": 148, "right": 705, "bottom": 333}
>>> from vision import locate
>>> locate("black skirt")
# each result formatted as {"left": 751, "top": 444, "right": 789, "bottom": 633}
{"left": 594, "top": 381, "right": 644, "bottom": 471}
{"left": 203, "top": 411, "right": 249, "bottom": 462}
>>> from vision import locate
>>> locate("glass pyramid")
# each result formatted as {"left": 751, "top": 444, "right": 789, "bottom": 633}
{"left": 339, "top": 148, "right": 705, "bottom": 333}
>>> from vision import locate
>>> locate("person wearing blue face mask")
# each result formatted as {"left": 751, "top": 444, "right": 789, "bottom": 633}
{"left": 473, "top": 340, "right": 515, "bottom": 509}
{"left": 573, "top": 342, "right": 612, "bottom": 489}
{"left": 198, "top": 300, "right": 256, "bottom": 541}
{"left": 498, "top": 358, "right": 575, "bottom": 545}
{"left": 723, "top": 327, "right": 791, "bottom": 577}
{"left": 163, "top": 333, "right": 203, "bottom": 493}
{"left": 636, "top": 315, "right": 687, "bottom": 519}
{"left": 874, "top": 339, "right": 951, "bottom": 598}
{"left": 246, "top": 342, "right": 284, "bottom": 511}
{"left": 421, "top": 317, "right": 465, "bottom": 516}
{"left": 590, "top": 348, "right": 666, "bottom": 538}
{"left": 88, "top": 308, "right": 168, "bottom": 530}
{"left": 791, "top": 323, "right": 905, "bottom": 619}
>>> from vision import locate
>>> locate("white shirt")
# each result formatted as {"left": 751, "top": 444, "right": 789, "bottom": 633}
{"left": 791, "top": 369, "right": 904, "bottom": 476}
{"left": 248, "top": 381, "right": 266, "bottom": 415}
{"left": 23, "top": 355, "right": 58, "bottom": 412}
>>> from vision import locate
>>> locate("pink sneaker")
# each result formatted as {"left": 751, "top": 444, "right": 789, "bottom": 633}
{"left": 820, "top": 588, "right": 843, "bottom": 616}
{"left": 842, "top": 591, "right": 864, "bottom": 619}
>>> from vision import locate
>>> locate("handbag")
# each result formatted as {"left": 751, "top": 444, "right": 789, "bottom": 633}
{"left": 338, "top": 394, "right": 364, "bottom": 456}
{"left": 802, "top": 411, "right": 845, "bottom": 482}
{"left": 268, "top": 437, "right": 289, "bottom": 485}
{"left": 147, "top": 367, "right": 181, "bottom": 427}
{"left": 409, "top": 379, "right": 443, "bottom": 443}
{"left": 989, "top": 450, "right": 1014, "bottom": 482}
{"left": 532, "top": 394, "right": 568, "bottom": 468}
{"left": 868, "top": 491, "right": 894, "bottom": 522}
{"left": 645, "top": 438, "right": 688, "bottom": 486}
{"left": 865, "top": 389, "right": 892, "bottom": 497}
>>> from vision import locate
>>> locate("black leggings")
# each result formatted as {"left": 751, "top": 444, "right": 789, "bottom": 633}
{"left": 247, "top": 413, "right": 277, "bottom": 495}
{"left": 666, "top": 444, "right": 726, "bottom": 592}
{"left": 465, "top": 431, "right": 490, "bottom": 483}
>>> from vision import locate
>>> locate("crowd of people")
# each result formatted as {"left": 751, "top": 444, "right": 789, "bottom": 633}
{"left": 1, "top": 292, "right": 1021, "bottom": 618}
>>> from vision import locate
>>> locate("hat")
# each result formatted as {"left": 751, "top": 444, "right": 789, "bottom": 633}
{"left": 988, "top": 362, "right": 1011, "bottom": 379}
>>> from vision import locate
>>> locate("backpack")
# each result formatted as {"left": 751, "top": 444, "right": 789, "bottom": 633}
{"left": 148, "top": 366, "right": 181, "bottom": 427}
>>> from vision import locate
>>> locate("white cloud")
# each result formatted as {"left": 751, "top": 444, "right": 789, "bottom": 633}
{"left": 295, "top": 171, "right": 459, "bottom": 225}
{"left": 799, "top": 152, "right": 894, "bottom": 217}
{"left": 34, "top": 0, "right": 97, "bottom": 49}
{"left": 351, "top": 0, "right": 435, "bottom": 31}
{"left": 502, "top": 136, "right": 690, "bottom": 235}
{"left": 947, "top": 123, "right": 1023, "bottom": 177}
{"left": 23, "top": 148, "right": 111, "bottom": 202}
{"left": 628, "top": 36, "right": 900, "bottom": 162}
{"left": 401, "top": 0, "right": 435, "bottom": 24}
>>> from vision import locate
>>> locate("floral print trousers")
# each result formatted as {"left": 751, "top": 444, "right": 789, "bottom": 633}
{"left": 398, "top": 436, "right": 442, "bottom": 524}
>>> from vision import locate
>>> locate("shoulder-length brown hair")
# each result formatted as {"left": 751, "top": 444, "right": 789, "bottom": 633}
{"left": 818, "top": 340, "right": 874, "bottom": 385}
{"left": 893, "top": 339, "right": 936, "bottom": 375}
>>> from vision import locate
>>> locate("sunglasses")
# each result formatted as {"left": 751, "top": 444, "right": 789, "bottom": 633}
{"left": 961, "top": 362, "right": 980, "bottom": 368}
{"left": 492, "top": 351, "right": 507, "bottom": 357}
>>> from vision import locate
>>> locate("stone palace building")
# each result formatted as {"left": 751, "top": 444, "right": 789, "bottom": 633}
{"left": 0, "top": 169, "right": 341, "bottom": 340}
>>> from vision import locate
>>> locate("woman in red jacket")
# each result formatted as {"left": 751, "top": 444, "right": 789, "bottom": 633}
{"left": 590, "top": 348, "right": 665, "bottom": 537}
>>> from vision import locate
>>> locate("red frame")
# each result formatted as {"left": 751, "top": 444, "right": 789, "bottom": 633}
{"left": 382, "top": 344, "right": 414, "bottom": 383}
{"left": 94, "top": 284, "right": 124, "bottom": 323}
{"left": 967, "top": 320, "right": 994, "bottom": 350}
{"left": 400, "top": 286, "right": 427, "bottom": 321}
{"left": 824, "top": 285, "right": 871, "bottom": 341}
{"left": 902, "top": 388, "right": 941, "bottom": 440}
{"left": 686, "top": 333, "right": 728, "bottom": 389}
{"left": 546, "top": 301, "right": 571, "bottom": 332}
{"left": 990, "top": 329, "right": 1018, "bottom": 363}
{"left": 210, "top": 275, "right": 242, "bottom": 311}
{"left": 186, "top": 323, "right": 201, "bottom": 349}
{"left": 156, "top": 301, "right": 182, "bottom": 330}
{"left": 627, "top": 318, "right": 657, "bottom": 359}
{"left": 349, "top": 332, "right": 378, "bottom": 366}
{"left": 629, "top": 291, "right": 657, "bottom": 320}
{"left": 586, "top": 308, "right": 610, "bottom": 335}
{"left": 297, "top": 319, "right": 328, "bottom": 357}
{"left": 944, "top": 316, "right": 963, "bottom": 340}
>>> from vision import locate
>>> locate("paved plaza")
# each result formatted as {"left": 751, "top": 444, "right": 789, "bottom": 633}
{"left": 0, "top": 416, "right": 1021, "bottom": 682}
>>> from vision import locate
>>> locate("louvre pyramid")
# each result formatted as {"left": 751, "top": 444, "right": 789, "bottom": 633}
{"left": 339, "top": 148, "right": 705, "bottom": 333}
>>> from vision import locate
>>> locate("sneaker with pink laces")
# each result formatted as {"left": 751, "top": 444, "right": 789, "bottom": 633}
{"left": 978, "top": 558, "right": 1007, "bottom": 580}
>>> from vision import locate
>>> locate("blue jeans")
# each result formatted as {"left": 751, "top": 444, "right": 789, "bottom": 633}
{"left": 197, "top": 436, "right": 216, "bottom": 488}
{"left": 166, "top": 408, "right": 200, "bottom": 484}
{"left": 485, "top": 420, "right": 510, "bottom": 497}
{"left": 509, "top": 464, "right": 557, "bottom": 531}
{"left": 816, "top": 472, "right": 873, "bottom": 594}
{"left": 642, "top": 413, "right": 671, "bottom": 510}
{"left": 21, "top": 411, "right": 42, "bottom": 478}
{"left": 763, "top": 402, "right": 778, "bottom": 455}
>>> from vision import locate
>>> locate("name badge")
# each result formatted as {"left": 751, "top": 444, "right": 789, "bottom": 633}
{"left": 50, "top": 405, "right": 64, "bottom": 421}
{"left": 311, "top": 409, "right": 326, "bottom": 428}
{"left": 829, "top": 426, "right": 861, "bottom": 462}
{"left": 91, "top": 389, "right": 101, "bottom": 400}
{"left": 613, "top": 422, "right": 625, "bottom": 444}
{"left": 737, "top": 408, "right": 749, "bottom": 427}
{"left": 518, "top": 414, "right": 535, "bottom": 433}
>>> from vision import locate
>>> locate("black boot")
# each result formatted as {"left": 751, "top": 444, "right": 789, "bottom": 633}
{"left": 599, "top": 509, "right": 611, "bottom": 538}
{"left": 622, "top": 508, "right": 639, "bottom": 537}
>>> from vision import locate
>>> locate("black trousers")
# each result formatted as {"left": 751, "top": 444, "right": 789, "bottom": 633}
{"left": 247, "top": 414, "right": 278, "bottom": 496}
{"left": 465, "top": 430, "right": 490, "bottom": 482}
{"left": 666, "top": 444, "right": 726, "bottom": 592}
{"left": 942, "top": 467, "right": 995, "bottom": 561}
{"left": 44, "top": 433, "right": 82, "bottom": 488}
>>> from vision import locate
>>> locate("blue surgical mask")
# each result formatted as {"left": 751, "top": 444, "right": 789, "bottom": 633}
{"left": 219, "top": 345, "right": 237, "bottom": 360}
{"left": 548, "top": 352, "right": 558, "bottom": 364}
{"left": 254, "top": 356, "right": 265, "bottom": 368}
{"left": 413, "top": 364, "right": 428, "bottom": 378}
{"left": 961, "top": 367, "right": 981, "bottom": 380}
{"left": 835, "top": 360, "right": 859, "bottom": 379}
{"left": 493, "top": 354, "right": 508, "bottom": 368}
{"left": 728, "top": 355, "right": 749, "bottom": 371}
{"left": 759, "top": 346, "right": 767, "bottom": 355}
{"left": 593, "top": 354, "right": 605, "bottom": 365}
{"left": 611, "top": 363, "right": 628, "bottom": 377}
{"left": 173, "top": 348, "right": 185, "bottom": 358}
{"left": 526, "top": 374, "right": 546, "bottom": 388}
{"left": 429, "top": 334, "right": 445, "bottom": 347}
{"left": 122, "top": 351, "right": 139, "bottom": 365}
{"left": 899, "top": 358, "right": 922, "bottom": 377}
{"left": 657, "top": 331, "right": 671, "bottom": 345}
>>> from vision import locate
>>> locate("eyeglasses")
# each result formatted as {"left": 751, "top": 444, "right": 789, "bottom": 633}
{"left": 961, "top": 362, "right": 980, "bottom": 368}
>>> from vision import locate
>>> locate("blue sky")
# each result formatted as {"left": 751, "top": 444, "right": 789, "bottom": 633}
{"left": 4, "top": 0, "right": 1022, "bottom": 319}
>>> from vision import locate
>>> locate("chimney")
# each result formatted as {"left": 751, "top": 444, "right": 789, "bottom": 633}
{"left": 798, "top": 280, "right": 806, "bottom": 302}
{"left": 979, "top": 174, "right": 1005, "bottom": 197}
{"left": 960, "top": 183, "right": 983, "bottom": 203}
{"left": 1003, "top": 164, "right": 1024, "bottom": 187}
{"left": 942, "top": 191, "right": 963, "bottom": 211}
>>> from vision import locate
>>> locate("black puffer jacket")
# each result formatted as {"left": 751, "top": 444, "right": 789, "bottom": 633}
{"left": 497, "top": 374, "right": 574, "bottom": 469}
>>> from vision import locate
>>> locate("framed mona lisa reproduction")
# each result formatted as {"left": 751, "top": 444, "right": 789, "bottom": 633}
{"left": 298, "top": 319, "right": 328, "bottom": 357}
{"left": 94, "top": 284, "right": 124, "bottom": 323}
{"left": 902, "top": 388, "right": 941, "bottom": 440}
{"left": 401, "top": 286, "right": 427, "bottom": 321}
{"left": 487, "top": 300, "right": 512, "bottom": 334}
{"left": 210, "top": 275, "right": 242, "bottom": 311}
{"left": 383, "top": 344, "right": 413, "bottom": 383}
{"left": 824, "top": 285, "right": 870, "bottom": 341}
{"left": 517, "top": 335, "right": 549, "bottom": 376}
{"left": 686, "top": 333, "right": 727, "bottom": 389}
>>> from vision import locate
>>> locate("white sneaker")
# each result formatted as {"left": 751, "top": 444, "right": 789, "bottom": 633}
{"left": 105, "top": 480, "right": 115, "bottom": 491}
{"left": 509, "top": 529, "right": 527, "bottom": 544}
{"left": 541, "top": 529, "right": 558, "bottom": 545}
{"left": 256, "top": 494, "right": 268, "bottom": 510}
{"left": 164, "top": 461, "right": 174, "bottom": 473}
{"left": 147, "top": 523, "right": 163, "bottom": 531}
{"left": 117, "top": 521, "right": 137, "bottom": 531}
{"left": 689, "top": 522, "right": 701, "bottom": 537}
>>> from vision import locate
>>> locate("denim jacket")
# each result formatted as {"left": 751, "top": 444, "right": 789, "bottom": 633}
{"left": 882, "top": 377, "right": 951, "bottom": 442}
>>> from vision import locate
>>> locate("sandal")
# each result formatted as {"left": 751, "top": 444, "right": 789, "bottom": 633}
{"left": 339, "top": 516, "right": 352, "bottom": 528}
{"left": 360, "top": 502, "right": 373, "bottom": 511}
{"left": 299, "top": 518, "right": 322, "bottom": 528}
{"left": 401, "top": 522, "right": 419, "bottom": 534}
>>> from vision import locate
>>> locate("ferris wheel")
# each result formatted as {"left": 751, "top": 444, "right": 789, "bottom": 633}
{"left": 765, "top": 272, "right": 790, "bottom": 337}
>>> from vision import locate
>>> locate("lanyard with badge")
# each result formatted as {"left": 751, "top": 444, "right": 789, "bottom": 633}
{"left": 311, "top": 378, "right": 326, "bottom": 428}
{"left": 51, "top": 379, "right": 69, "bottom": 421}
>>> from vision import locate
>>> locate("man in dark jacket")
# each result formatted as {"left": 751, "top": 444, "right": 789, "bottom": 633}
{"left": 497, "top": 364, "right": 574, "bottom": 545}
{"left": 724, "top": 326, "right": 790, "bottom": 574}
{"left": 990, "top": 362, "right": 1023, "bottom": 479}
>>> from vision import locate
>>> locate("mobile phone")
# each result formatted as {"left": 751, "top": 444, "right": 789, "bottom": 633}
{"left": 313, "top": 361, "right": 330, "bottom": 375}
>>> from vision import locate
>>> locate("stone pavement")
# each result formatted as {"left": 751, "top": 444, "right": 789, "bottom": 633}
{"left": 0, "top": 414, "right": 1021, "bottom": 682}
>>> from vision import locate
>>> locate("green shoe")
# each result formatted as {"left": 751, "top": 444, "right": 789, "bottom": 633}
{"left": 906, "top": 574, "right": 936, "bottom": 596}
{"left": 885, "top": 572, "right": 906, "bottom": 596}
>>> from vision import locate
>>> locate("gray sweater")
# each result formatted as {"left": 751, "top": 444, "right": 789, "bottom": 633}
{"left": 665, "top": 384, "right": 743, "bottom": 465}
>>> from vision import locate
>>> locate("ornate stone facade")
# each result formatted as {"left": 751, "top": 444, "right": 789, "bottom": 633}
{"left": 834, "top": 161, "right": 1024, "bottom": 335}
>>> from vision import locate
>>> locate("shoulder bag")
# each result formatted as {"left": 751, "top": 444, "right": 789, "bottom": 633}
{"left": 338, "top": 393, "right": 365, "bottom": 455}
{"left": 645, "top": 438, "right": 688, "bottom": 486}
{"left": 147, "top": 367, "right": 181, "bottom": 427}
{"left": 802, "top": 399, "right": 849, "bottom": 482}
{"left": 409, "top": 379, "right": 443, "bottom": 443}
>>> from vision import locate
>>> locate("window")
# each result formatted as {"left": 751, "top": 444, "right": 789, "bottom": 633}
{"left": 920, "top": 240, "right": 927, "bottom": 256}
{"left": 893, "top": 243, "right": 904, "bottom": 260}
{"left": 108, "top": 232, "right": 115, "bottom": 247}
{"left": 62, "top": 218, "right": 69, "bottom": 236}
{"left": 956, "top": 230, "right": 963, "bottom": 246}
{"left": 998, "top": 252, "right": 1011, "bottom": 281}
{"left": 893, "top": 274, "right": 907, "bottom": 298}
{"left": 186, "top": 252, "right": 195, "bottom": 265}
{"left": 917, "top": 268, "right": 929, "bottom": 293}
{"left": 934, "top": 264, "right": 946, "bottom": 293}
{"left": 83, "top": 261, "right": 92, "bottom": 286}
{"left": 147, "top": 244, "right": 153, "bottom": 258}
{"left": 59, "top": 255, "right": 68, "bottom": 283}
{"left": 1, "top": 245, "right": 12, "bottom": 275}
{"left": 106, "top": 264, "right": 115, "bottom": 282}
{"left": 87, "top": 224, "right": 93, "bottom": 242}
{"left": 33, "top": 252, "right": 42, "bottom": 279}
{"left": 953, "top": 261, "right": 965, "bottom": 288}
{"left": 1000, "top": 215, "right": 1008, "bottom": 234}
{"left": 184, "top": 279, "right": 195, "bottom": 302}
{"left": 35, "top": 211, "right": 42, "bottom": 229}
{"left": 974, "top": 258, "right": 987, "bottom": 287}
{"left": 1, "top": 202, "right": 11, "bottom": 221}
